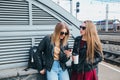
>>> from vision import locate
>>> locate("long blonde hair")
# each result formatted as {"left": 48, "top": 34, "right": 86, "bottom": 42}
{"left": 83, "top": 20, "right": 103, "bottom": 63}
{"left": 51, "top": 22, "right": 70, "bottom": 46}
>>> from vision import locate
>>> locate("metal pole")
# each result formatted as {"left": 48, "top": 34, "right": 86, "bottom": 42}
{"left": 105, "top": 4, "right": 108, "bottom": 32}
{"left": 76, "top": 12, "right": 77, "bottom": 19}
{"left": 70, "top": 0, "right": 72, "bottom": 14}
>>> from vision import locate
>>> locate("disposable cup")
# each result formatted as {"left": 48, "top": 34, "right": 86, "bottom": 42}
{"left": 73, "top": 55, "right": 79, "bottom": 64}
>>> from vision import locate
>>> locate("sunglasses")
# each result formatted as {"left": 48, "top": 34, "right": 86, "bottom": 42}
{"left": 60, "top": 32, "right": 68, "bottom": 35}
{"left": 80, "top": 26, "right": 86, "bottom": 30}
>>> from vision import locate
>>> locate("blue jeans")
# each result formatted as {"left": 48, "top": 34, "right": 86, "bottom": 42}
{"left": 47, "top": 61, "right": 69, "bottom": 80}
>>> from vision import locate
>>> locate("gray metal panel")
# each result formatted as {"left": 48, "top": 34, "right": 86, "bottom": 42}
{"left": 0, "top": 34, "right": 52, "bottom": 70}
{"left": 32, "top": 4, "right": 60, "bottom": 25}
{"left": 0, "top": 37, "right": 30, "bottom": 69}
{"left": 0, "top": 24, "right": 56, "bottom": 70}
{"left": 0, "top": 0, "right": 29, "bottom": 25}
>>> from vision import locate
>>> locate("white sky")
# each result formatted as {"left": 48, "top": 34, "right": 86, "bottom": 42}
{"left": 52, "top": 0, "right": 120, "bottom": 21}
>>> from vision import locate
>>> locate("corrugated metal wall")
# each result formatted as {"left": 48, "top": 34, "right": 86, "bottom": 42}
{"left": 0, "top": 25, "right": 60, "bottom": 69}
{"left": 0, "top": 0, "right": 74, "bottom": 70}
{"left": 32, "top": 4, "right": 60, "bottom": 25}
{"left": 0, "top": 0, "right": 29, "bottom": 25}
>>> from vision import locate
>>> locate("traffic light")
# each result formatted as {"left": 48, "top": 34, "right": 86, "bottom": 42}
{"left": 76, "top": 2, "right": 80, "bottom": 7}
{"left": 76, "top": 2, "right": 80, "bottom": 13}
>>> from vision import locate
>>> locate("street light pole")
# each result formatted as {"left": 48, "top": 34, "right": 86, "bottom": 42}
{"left": 70, "top": 0, "right": 72, "bottom": 14}
{"left": 105, "top": 4, "right": 109, "bottom": 32}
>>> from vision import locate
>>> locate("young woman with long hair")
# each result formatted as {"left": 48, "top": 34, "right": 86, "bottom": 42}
{"left": 71, "top": 20, "right": 103, "bottom": 80}
{"left": 34, "top": 22, "right": 72, "bottom": 80}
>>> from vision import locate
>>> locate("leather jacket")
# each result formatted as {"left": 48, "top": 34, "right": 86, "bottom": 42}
{"left": 72, "top": 36, "right": 103, "bottom": 73}
{"left": 34, "top": 35, "right": 69, "bottom": 72}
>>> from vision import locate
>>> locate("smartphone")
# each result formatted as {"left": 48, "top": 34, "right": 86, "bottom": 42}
{"left": 68, "top": 48, "right": 72, "bottom": 52}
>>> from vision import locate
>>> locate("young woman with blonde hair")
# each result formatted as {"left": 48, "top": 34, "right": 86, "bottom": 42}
{"left": 71, "top": 20, "right": 103, "bottom": 80}
{"left": 34, "top": 22, "right": 72, "bottom": 80}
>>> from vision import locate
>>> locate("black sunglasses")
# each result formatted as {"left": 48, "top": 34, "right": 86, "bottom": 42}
{"left": 60, "top": 32, "right": 68, "bottom": 35}
{"left": 80, "top": 26, "right": 86, "bottom": 30}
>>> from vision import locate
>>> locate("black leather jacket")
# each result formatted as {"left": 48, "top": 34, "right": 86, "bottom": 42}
{"left": 72, "top": 36, "right": 103, "bottom": 73}
{"left": 34, "top": 35, "right": 69, "bottom": 72}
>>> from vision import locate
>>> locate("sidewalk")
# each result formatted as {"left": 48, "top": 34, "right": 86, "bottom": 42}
{"left": 98, "top": 62, "right": 120, "bottom": 80}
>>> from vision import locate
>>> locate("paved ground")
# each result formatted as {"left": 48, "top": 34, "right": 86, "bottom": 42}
{"left": 98, "top": 62, "right": 120, "bottom": 80}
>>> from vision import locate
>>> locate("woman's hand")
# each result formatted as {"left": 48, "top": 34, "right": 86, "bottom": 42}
{"left": 40, "top": 69, "right": 46, "bottom": 75}
{"left": 64, "top": 49, "right": 72, "bottom": 58}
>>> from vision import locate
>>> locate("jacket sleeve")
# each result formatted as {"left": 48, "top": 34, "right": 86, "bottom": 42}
{"left": 93, "top": 51, "right": 103, "bottom": 65}
{"left": 34, "top": 36, "right": 47, "bottom": 72}
{"left": 72, "top": 37, "right": 79, "bottom": 54}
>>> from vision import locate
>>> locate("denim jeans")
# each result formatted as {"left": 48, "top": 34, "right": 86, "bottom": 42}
{"left": 47, "top": 61, "right": 70, "bottom": 80}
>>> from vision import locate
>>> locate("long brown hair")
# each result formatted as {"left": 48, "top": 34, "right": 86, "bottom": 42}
{"left": 51, "top": 22, "right": 70, "bottom": 46}
{"left": 83, "top": 20, "right": 103, "bottom": 63}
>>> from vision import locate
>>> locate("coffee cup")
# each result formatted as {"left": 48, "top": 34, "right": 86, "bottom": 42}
{"left": 73, "top": 54, "right": 79, "bottom": 64}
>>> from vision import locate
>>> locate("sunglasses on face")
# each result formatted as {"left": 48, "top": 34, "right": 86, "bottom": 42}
{"left": 80, "top": 26, "right": 86, "bottom": 30}
{"left": 60, "top": 32, "right": 68, "bottom": 35}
